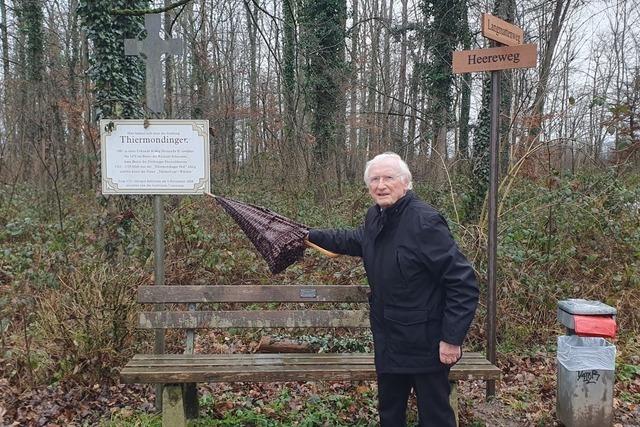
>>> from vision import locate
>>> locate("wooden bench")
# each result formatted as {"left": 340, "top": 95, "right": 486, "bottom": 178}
{"left": 120, "top": 285, "right": 500, "bottom": 426}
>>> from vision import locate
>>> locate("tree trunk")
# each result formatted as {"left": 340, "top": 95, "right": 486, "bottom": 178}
{"left": 457, "top": 0, "right": 471, "bottom": 162}
{"left": 66, "top": 0, "right": 83, "bottom": 185}
{"left": 467, "top": 74, "right": 491, "bottom": 222}
{"left": 0, "top": 0, "right": 11, "bottom": 180}
{"left": 245, "top": 0, "right": 259, "bottom": 162}
{"left": 282, "top": 0, "right": 299, "bottom": 182}
{"left": 406, "top": 72, "right": 419, "bottom": 163}
{"left": 164, "top": 0, "right": 175, "bottom": 117}
{"left": 346, "top": 0, "right": 359, "bottom": 180}
{"left": 528, "top": 0, "right": 572, "bottom": 142}
{"left": 301, "top": 0, "right": 347, "bottom": 200}
{"left": 334, "top": 1, "right": 348, "bottom": 193}
{"left": 494, "top": 0, "right": 515, "bottom": 177}
{"left": 190, "top": 1, "right": 207, "bottom": 119}
{"left": 0, "top": 0, "right": 9, "bottom": 79}
{"left": 423, "top": 0, "right": 459, "bottom": 185}
{"left": 365, "top": 0, "right": 379, "bottom": 156}
{"left": 15, "top": 0, "right": 45, "bottom": 186}
{"left": 394, "top": 0, "right": 408, "bottom": 155}
{"left": 380, "top": 0, "right": 392, "bottom": 148}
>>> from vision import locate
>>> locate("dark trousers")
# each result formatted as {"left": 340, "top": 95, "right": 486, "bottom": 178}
{"left": 377, "top": 370, "right": 455, "bottom": 427}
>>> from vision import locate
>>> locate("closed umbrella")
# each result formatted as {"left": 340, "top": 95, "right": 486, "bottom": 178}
{"left": 205, "top": 193, "right": 336, "bottom": 274}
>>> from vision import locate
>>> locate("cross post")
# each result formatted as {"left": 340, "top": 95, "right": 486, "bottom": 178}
{"left": 122, "top": 13, "right": 183, "bottom": 413}
{"left": 124, "top": 14, "right": 182, "bottom": 114}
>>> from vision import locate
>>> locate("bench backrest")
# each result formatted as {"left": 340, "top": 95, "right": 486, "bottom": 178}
{"left": 137, "top": 285, "right": 371, "bottom": 330}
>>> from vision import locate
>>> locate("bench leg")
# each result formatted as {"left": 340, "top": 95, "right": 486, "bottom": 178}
{"left": 162, "top": 384, "right": 186, "bottom": 427}
{"left": 155, "top": 384, "right": 163, "bottom": 411}
{"left": 183, "top": 382, "right": 199, "bottom": 419}
{"left": 449, "top": 381, "right": 459, "bottom": 427}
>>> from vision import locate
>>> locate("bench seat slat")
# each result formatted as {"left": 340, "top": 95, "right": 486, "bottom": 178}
{"left": 126, "top": 357, "right": 375, "bottom": 367}
{"left": 139, "top": 310, "right": 371, "bottom": 329}
{"left": 120, "top": 353, "right": 501, "bottom": 384}
{"left": 121, "top": 366, "right": 501, "bottom": 383}
{"left": 139, "top": 285, "right": 370, "bottom": 303}
{"left": 123, "top": 366, "right": 375, "bottom": 383}
{"left": 122, "top": 364, "right": 500, "bottom": 376}
{"left": 130, "top": 351, "right": 490, "bottom": 361}
{"left": 126, "top": 352, "right": 492, "bottom": 366}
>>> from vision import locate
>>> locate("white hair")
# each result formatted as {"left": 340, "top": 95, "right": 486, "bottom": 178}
{"left": 363, "top": 152, "right": 413, "bottom": 189}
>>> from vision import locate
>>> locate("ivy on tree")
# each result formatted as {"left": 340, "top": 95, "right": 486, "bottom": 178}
{"left": 299, "top": 0, "right": 347, "bottom": 191}
{"left": 15, "top": 0, "right": 44, "bottom": 82}
{"left": 78, "top": 0, "right": 149, "bottom": 120}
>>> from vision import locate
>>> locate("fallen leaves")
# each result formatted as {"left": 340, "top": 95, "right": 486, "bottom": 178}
{"left": 356, "top": 384, "right": 370, "bottom": 394}
{"left": 0, "top": 349, "right": 638, "bottom": 425}
{"left": 0, "top": 380, "right": 154, "bottom": 426}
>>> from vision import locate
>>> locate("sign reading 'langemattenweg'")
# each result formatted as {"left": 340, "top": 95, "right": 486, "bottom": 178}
{"left": 101, "top": 119, "right": 210, "bottom": 195}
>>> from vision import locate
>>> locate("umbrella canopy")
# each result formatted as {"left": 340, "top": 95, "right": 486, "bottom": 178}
{"left": 209, "top": 194, "right": 311, "bottom": 274}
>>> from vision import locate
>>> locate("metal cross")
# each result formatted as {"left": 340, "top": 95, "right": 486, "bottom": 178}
{"left": 124, "top": 14, "right": 182, "bottom": 114}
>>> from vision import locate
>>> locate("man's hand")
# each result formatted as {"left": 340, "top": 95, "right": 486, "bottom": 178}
{"left": 439, "top": 341, "right": 461, "bottom": 365}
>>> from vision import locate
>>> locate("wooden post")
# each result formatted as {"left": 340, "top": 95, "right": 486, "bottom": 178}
{"left": 124, "top": 13, "right": 183, "bottom": 412}
{"left": 184, "top": 302, "right": 199, "bottom": 418}
{"left": 486, "top": 68, "right": 501, "bottom": 398}
{"left": 153, "top": 195, "right": 165, "bottom": 409}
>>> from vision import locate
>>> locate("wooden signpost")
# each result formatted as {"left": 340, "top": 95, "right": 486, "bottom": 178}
{"left": 452, "top": 15, "right": 537, "bottom": 399}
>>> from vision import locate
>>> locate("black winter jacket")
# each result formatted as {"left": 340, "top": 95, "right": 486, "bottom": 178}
{"left": 308, "top": 191, "right": 479, "bottom": 373}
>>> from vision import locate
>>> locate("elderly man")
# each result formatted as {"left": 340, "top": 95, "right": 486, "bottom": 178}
{"left": 307, "top": 152, "right": 479, "bottom": 426}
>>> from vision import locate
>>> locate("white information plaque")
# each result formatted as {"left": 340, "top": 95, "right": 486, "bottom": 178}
{"left": 100, "top": 119, "right": 210, "bottom": 195}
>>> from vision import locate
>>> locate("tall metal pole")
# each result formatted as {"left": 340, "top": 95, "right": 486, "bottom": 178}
{"left": 486, "top": 69, "right": 501, "bottom": 399}
{"left": 153, "top": 194, "right": 165, "bottom": 409}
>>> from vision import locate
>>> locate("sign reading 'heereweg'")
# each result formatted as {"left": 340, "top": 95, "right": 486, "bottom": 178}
{"left": 100, "top": 119, "right": 210, "bottom": 195}
{"left": 452, "top": 44, "right": 537, "bottom": 74}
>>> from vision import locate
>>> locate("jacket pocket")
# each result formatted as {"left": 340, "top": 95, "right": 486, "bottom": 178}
{"left": 383, "top": 306, "right": 433, "bottom": 354}
{"left": 396, "top": 248, "right": 425, "bottom": 283}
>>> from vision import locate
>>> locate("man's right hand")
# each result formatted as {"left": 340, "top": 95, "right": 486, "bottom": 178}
{"left": 439, "top": 341, "right": 461, "bottom": 365}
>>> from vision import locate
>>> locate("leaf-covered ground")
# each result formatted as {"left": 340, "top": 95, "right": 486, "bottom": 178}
{"left": 1, "top": 351, "right": 639, "bottom": 426}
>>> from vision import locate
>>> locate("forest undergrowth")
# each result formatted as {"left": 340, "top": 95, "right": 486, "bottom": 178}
{"left": 0, "top": 170, "right": 638, "bottom": 426}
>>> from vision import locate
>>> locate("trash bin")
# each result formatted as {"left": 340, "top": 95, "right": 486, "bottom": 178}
{"left": 556, "top": 299, "right": 617, "bottom": 427}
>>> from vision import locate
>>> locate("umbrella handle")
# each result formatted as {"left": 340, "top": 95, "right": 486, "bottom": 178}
{"left": 304, "top": 239, "right": 339, "bottom": 258}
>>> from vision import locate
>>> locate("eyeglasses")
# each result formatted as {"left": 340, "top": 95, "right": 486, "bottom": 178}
{"left": 368, "top": 175, "right": 400, "bottom": 186}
